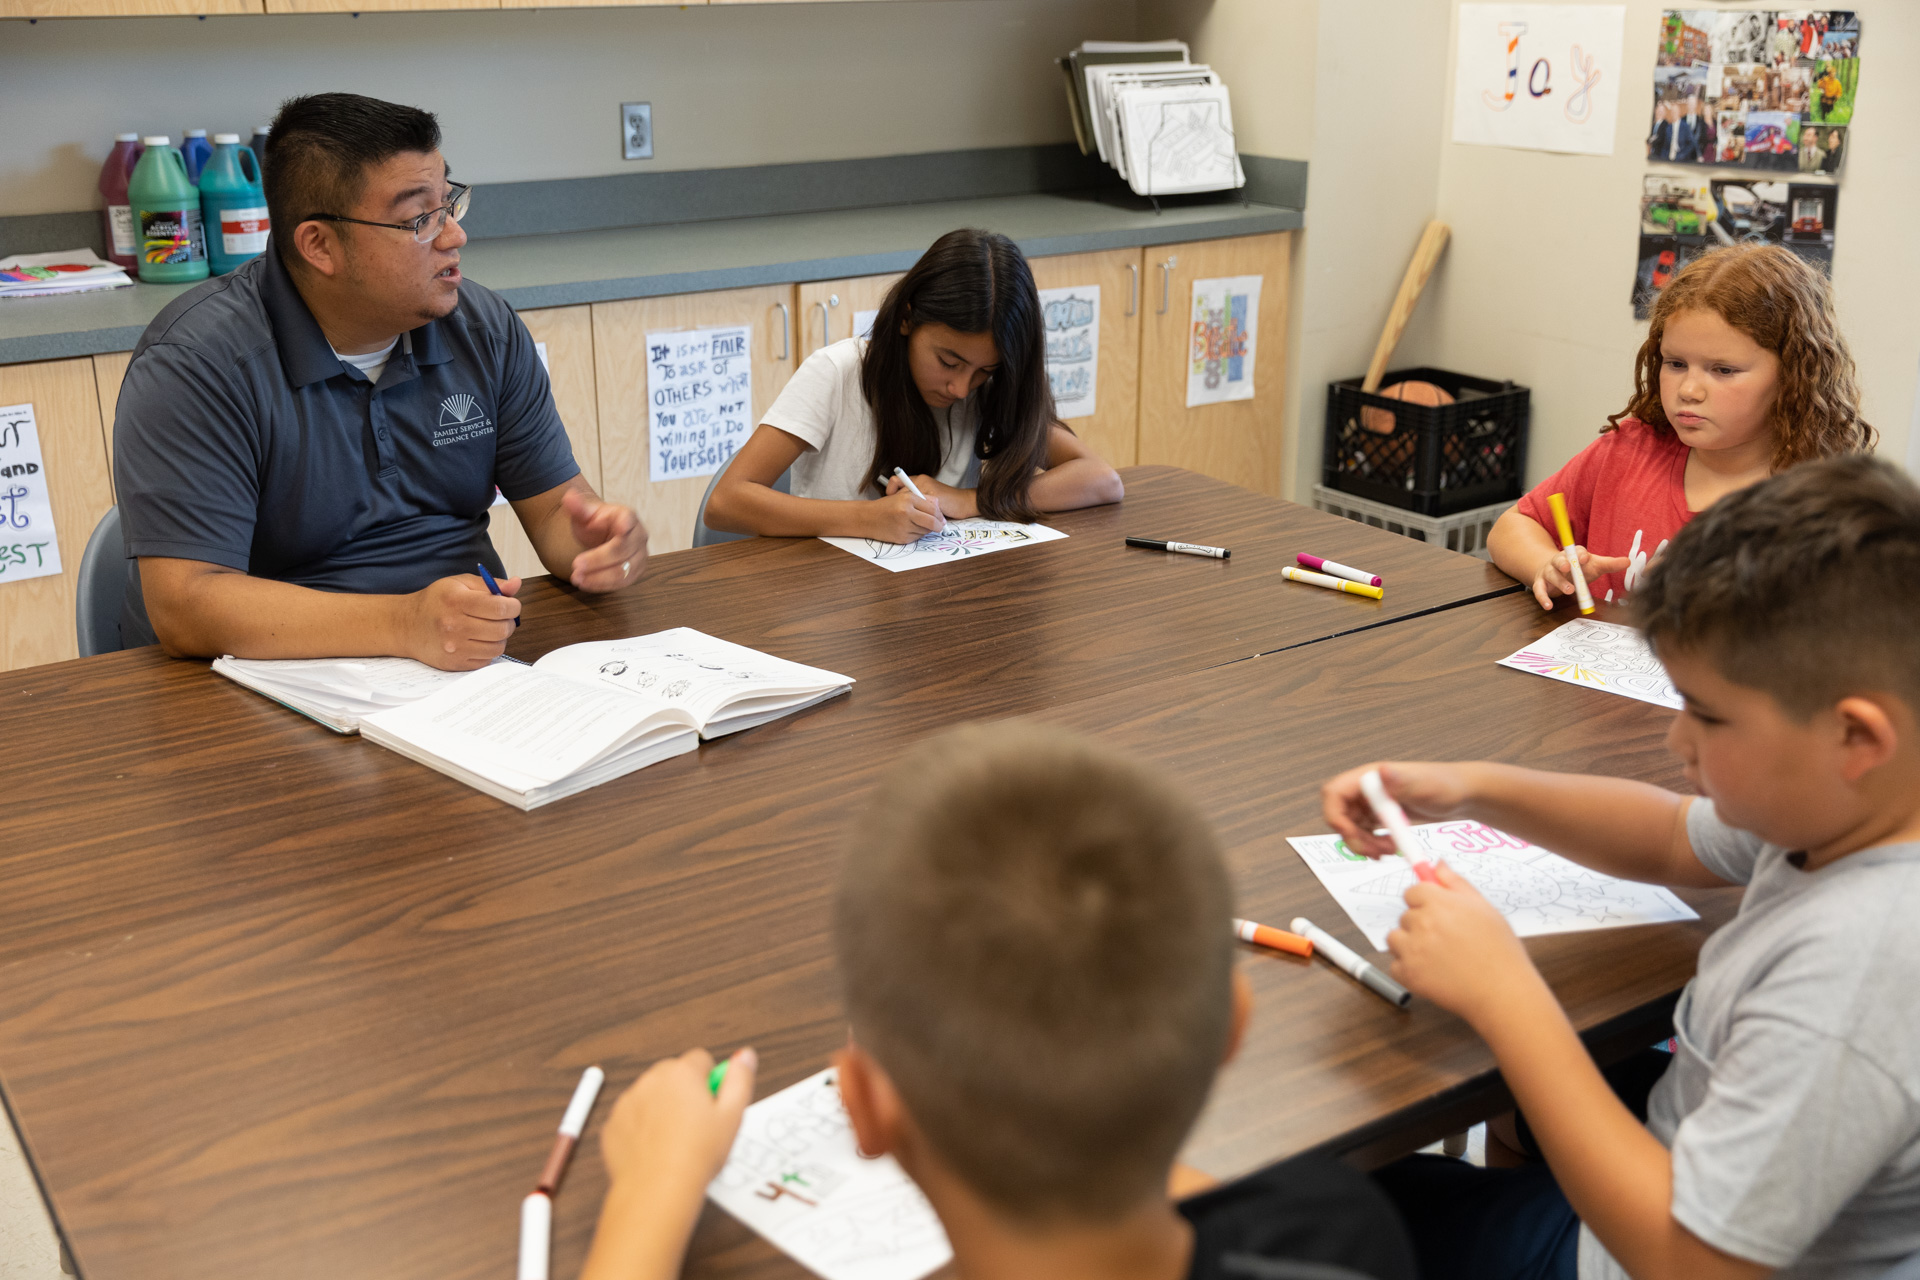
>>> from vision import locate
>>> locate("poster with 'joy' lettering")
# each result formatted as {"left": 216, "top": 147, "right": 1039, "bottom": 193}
{"left": 0, "top": 403, "right": 62, "bottom": 584}
{"left": 647, "top": 325, "right": 754, "bottom": 482}
{"left": 1453, "top": 4, "right": 1626, "bottom": 156}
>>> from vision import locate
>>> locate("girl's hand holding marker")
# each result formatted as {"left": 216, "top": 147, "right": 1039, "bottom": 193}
{"left": 873, "top": 467, "right": 947, "bottom": 542}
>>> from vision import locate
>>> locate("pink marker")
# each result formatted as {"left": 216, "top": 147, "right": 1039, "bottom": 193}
{"left": 1297, "top": 554, "right": 1381, "bottom": 588}
{"left": 1359, "top": 769, "right": 1439, "bottom": 883}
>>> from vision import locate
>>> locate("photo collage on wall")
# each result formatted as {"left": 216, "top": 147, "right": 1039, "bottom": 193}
{"left": 1636, "top": 10, "right": 1856, "bottom": 317}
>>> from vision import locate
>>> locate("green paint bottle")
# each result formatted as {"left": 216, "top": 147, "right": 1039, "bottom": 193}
{"left": 128, "top": 136, "right": 209, "bottom": 284}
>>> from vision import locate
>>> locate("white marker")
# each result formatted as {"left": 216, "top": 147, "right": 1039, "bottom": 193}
{"left": 1291, "top": 916, "right": 1412, "bottom": 1009}
{"left": 1296, "top": 554, "right": 1380, "bottom": 587}
{"left": 890, "top": 467, "right": 928, "bottom": 500}
{"left": 1359, "top": 769, "right": 1438, "bottom": 883}
{"left": 518, "top": 1191, "right": 552, "bottom": 1280}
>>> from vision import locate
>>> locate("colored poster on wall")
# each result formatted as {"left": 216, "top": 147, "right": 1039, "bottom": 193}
{"left": 1453, "top": 4, "right": 1627, "bottom": 156}
{"left": 0, "top": 403, "right": 63, "bottom": 584}
{"left": 1647, "top": 10, "right": 1857, "bottom": 175}
{"left": 646, "top": 325, "right": 754, "bottom": 481}
{"left": 1633, "top": 173, "right": 1837, "bottom": 317}
{"left": 1038, "top": 284, "right": 1099, "bottom": 420}
{"left": 1186, "top": 276, "right": 1260, "bottom": 408}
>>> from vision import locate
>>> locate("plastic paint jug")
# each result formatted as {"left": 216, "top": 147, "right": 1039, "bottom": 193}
{"left": 97, "top": 133, "right": 142, "bottom": 271}
{"left": 181, "top": 128, "right": 212, "bottom": 184}
{"left": 249, "top": 125, "right": 272, "bottom": 175}
{"left": 199, "top": 134, "right": 269, "bottom": 275}
{"left": 128, "top": 137, "right": 209, "bottom": 283}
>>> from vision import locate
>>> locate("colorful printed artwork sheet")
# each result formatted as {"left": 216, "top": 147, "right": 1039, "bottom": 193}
{"left": 1186, "top": 275, "right": 1261, "bottom": 408}
{"left": 1288, "top": 820, "right": 1698, "bottom": 952}
{"left": 1634, "top": 173, "right": 1837, "bottom": 318}
{"left": 708, "top": 1068, "right": 952, "bottom": 1280}
{"left": 1038, "top": 283, "right": 1099, "bottom": 420}
{"left": 820, "top": 518, "right": 1067, "bottom": 573}
{"left": 1452, "top": 4, "right": 1628, "bottom": 156}
{"left": 1498, "top": 618, "right": 1682, "bottom": 709}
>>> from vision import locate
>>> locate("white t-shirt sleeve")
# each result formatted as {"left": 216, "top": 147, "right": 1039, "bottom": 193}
{"left": 760, "top": 344, "right": 848, "bottom": 452}
{"left": 1687, "top": 798, "right": 1765, "bottom": 886}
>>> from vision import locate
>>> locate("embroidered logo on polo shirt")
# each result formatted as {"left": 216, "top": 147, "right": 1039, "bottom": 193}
{"left": 432, "top": 392, "right": 495, "bottom": 448}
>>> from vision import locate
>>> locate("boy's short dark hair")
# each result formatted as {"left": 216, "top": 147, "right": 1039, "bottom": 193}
{"left": 264, "top": 93, "right": 443, "bottom": 267}
{"left": 1636, "top": 455, "right": 1920, "bottom": 715}
{"left": 836, "top": 722, "right": 1234, "bottom": 1223}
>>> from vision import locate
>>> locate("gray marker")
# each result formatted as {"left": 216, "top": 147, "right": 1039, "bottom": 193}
{"left": 1291, "top": 916, "right": 1411, "bottom": 1009}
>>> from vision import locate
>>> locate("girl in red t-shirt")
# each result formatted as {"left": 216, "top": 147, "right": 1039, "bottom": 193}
{"left": 1490, "top": 244, "right": 1874, "bottom": 609}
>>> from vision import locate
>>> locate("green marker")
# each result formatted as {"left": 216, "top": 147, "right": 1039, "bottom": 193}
{"left": 708, "top": 1060, "right": 729, "bottom": 1095}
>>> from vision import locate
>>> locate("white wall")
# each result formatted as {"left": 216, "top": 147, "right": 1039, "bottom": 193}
{"left": 1415, "top": 0, "right": 1918, "bottom": 476}
{"left": 1139, "top": 0, "right": 1452, "bottom": 503}
{"left": 0, "top": 0, "right": 1132, "bottom": 217}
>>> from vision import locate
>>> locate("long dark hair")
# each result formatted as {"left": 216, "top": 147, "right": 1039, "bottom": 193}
{"left": 861, "top": 229, "right": 1055, "bottom": 522}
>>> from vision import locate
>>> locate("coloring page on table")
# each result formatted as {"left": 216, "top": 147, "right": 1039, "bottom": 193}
{"left": 1498, "top": 618, "right": 1682, "bottom": 709}
{"left": 1186, "top": 275, "right": 1260, "bottom": 408}
{"left": 1453, "top": 5, "right": 1626, "bottom": 156}
{"left": 0, "top": 403, "right": 63, "bottom": 584}
{"left": 708, "top": 1068, "right": 952, "bottom": 1280}
{"left": 1289, "top": 820, "right": 1697, "bottom": 952}
{"left": 820, "top": 518, "right": 1067, "bottom": 573}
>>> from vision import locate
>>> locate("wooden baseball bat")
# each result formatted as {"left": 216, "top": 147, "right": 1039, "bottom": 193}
{"left": 1361, "top": 220, "right": 1451, "bottom": 394}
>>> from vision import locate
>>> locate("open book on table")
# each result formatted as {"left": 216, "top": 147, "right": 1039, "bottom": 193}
{"left": 215, "top": 629, "right": 854, "bottom": 810}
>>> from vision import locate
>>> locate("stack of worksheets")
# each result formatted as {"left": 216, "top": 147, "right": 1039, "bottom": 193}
{"left": 1056, "top": 40, "right": 1245, "bottom": 197}
{"left": 0, "top": 249, "right": 132, "bottom": 299}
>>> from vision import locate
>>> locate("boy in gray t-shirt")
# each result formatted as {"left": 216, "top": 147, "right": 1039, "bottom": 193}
{"left": 1326, "top": 456, "right": 1920, "bottom": 1280}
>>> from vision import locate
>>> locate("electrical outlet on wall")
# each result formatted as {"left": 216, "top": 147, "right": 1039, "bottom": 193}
{"left": 621, "top": 103, "right": 653, "bottom": 161}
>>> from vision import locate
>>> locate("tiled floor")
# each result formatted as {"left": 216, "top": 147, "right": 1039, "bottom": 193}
{"left": 0, "top": 1112, "right": 62, "bottom": 1280}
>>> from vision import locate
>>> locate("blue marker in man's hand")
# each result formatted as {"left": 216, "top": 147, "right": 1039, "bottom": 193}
{"left": 476, "top": 563, "right": 521, "bottom": 628}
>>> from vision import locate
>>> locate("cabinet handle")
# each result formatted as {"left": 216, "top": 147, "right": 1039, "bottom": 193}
{"left": 812, "top": 301, "right": 830, "bottom": 352}
{"left": 1126, "top": 262, "right": 1139, "bottom": 317}
{"left": 1157, "top": 257, "right": 1177, "bottom": 315}
{"left": 774, "top": 301, "right": 791, "bottom": 360}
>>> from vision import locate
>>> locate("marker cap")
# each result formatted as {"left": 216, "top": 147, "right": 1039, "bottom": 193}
{"left": 517, "top": 1192, "right": 551, "bottom": 1280}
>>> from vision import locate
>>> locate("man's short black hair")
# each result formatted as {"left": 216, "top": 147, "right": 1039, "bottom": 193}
{"left": 264, "top": 93, "right": 442, "bottom": 268}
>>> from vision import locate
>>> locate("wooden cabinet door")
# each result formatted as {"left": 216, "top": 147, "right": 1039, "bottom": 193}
{"left": 795, "top": 273, "right": 903, "bottom": 359}
{"left": 488, "top": 305, "right": 602, "bottom": 579}
{"left": 1137, "top": 231, "right": 1293, "bottom": 497}
{"left": 265, "top": 0, "right": 489, "bottom": 10}
{"left": 592, "top": 285, "right": 798, "bottom": 554}
{"left": 1028, "top": 247, "right": 1142, "bottom": 468}
{"left": 92, "top": 351, "right": 132, "bottom": 483}
{"left": 1, "top": 0, "right": 258, "bottom": 14}
{"left": 0, "top": 360, "right": 116, "bottom": 671}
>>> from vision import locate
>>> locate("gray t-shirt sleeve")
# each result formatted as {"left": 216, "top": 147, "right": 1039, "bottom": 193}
{"left": 113, "top": 343, "right": 261, "bottom": 571}
{"left": 487, "top": 308, "right": 579, "bottom": 501}
{"left": 1670, "top": 1014, "right": 1919, "bottom": 1266}
{"left": 1686, "top": 799, "right": 1764, "bottom": 886}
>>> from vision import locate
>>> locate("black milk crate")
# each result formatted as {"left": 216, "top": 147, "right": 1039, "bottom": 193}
{"left": 1323, "top": 367, "right": 1530, "bottom": 517}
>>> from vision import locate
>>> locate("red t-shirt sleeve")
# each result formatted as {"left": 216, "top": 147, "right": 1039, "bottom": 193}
{"left": 1515, "top": 432, "right": 1611, "bottom": 546}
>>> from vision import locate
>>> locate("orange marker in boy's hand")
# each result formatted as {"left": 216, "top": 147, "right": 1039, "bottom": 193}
{"left": 1361, "top": 769, "right": 1440, "bottom": 883}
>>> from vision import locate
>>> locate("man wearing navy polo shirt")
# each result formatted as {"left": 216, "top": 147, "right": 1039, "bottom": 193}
{"left": 114, "top": 93, "right": 647, "bottom": 670}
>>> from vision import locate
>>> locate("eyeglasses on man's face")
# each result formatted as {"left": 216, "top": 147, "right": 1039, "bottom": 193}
{"left": 305, "top": 182, "right": 471, "bottom": 245}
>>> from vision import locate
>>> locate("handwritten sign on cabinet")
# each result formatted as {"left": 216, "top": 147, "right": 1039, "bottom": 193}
{"left": 646, "top": 326, "right": 754, "bottom": 482}
{"left": 0, "top": 403, "right": 62, "bottom": 583}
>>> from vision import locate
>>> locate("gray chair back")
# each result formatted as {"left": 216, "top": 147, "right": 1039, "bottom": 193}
{"left": 76, "top": 504, "right": 129, "bottom": 657}
{"left": 693, "top": 457, "right": 790, "bottom": 548}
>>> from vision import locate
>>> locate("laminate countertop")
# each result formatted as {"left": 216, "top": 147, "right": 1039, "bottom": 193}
{"left": 0, "top": 190, "right": 1299, "bottom": 364}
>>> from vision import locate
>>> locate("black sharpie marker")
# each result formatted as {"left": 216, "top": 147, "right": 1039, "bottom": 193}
{"left": 1126, "top": 537, "right": 1230, "bottom": 560}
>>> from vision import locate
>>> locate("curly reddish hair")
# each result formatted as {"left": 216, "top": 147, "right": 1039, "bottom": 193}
{"left": 1609, "top": 243, "right": 1875, "bottom": 468}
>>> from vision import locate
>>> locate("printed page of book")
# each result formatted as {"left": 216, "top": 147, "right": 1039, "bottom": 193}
{"left": 533, "top": 628, "right": 852, "bottom": 733}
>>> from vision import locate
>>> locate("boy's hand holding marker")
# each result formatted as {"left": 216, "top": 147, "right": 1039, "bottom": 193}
{"left": 578, "top": 1047, "right": 757, "bottom": 1280}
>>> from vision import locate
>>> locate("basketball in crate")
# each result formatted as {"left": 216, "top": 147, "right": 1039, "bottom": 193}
{"left": 1323, "top": 367, "right": 1530, "bottom": 516}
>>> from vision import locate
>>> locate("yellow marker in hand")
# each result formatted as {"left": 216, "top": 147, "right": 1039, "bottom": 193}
{"left": 1546, "top": 492, "right": 1595, "bottom": 615}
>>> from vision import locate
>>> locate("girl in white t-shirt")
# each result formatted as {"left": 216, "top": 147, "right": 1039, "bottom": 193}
{"left": 706, "top": 229, "right": 1124, "bottom": 543}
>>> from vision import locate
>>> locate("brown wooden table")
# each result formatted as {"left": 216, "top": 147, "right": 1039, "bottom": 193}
{"left": 0, "top": 469, "right": 1723, "bottom": 1280}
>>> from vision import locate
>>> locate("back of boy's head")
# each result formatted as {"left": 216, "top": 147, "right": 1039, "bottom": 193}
{"left": 1612, "top": 242, "right": 1874, "bottom": 467}
{"left": 836, "top": 722, "right": 1234, "bottom": 1224}
{"left": 1636, "top": 455, "right": 1920, "bottom": 718}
